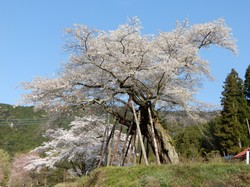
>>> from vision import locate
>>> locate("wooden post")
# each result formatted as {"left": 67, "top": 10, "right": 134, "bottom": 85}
{"left": 139, "top": 136, "right": 146, "bottom": 164}
{"left": 246, "top": 118, "right": 250, "bottom": 137}
{"left": 111, "top": 123, "right": 123, "bottom": 166}
{"left": 97, "top": 121, "right": 116, "bottom": 168}
{"left": 148, "top": 107, "right": 161, "bottom": 165}
{"left": 119, "top": 122, "right": 133, "bottom": 165}
{"left": 107, "top": 123, "right": 115, "bottom": 166}
{"left": 99, "top": 125, "right": 108, "bottom": 162}
{"left": 133, "top": 131, "right": 138, "bottom": 165}
{"left": 131, "top": 101, "right": 149, "bottom": 165}
{"left": 107, "top": 142, "right": 112, "bottom": 166}
{"left": 146, "top": 137, "right": 149, "bottom": 159}
{"left": 246, "top": 151, "right": 250, "bottom": 165}
{"left": 127, "top": 134, "right": 134, "bottom": 165}
{"left": 122, "top": 135, "right": 133, "bottom": 166}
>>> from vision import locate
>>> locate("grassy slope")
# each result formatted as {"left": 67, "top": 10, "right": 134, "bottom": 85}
{"left": 77, "top": 163, "right": 250, "bottom": 187}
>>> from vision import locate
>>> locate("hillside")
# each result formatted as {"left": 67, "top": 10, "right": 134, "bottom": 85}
{"left": 159, "top": 110, "right": 220, "bottom": 127}
{"left": 63, "top": 163, "right": 250, "bottom": 187}
{"left": 0, "top": 103, "right": 45, "bottom": 119}
{"left": 0, "top": 103, "right": 220, "bottom": 156}
{"left": 0, "top": 103, "right": 46, "bottom": 155}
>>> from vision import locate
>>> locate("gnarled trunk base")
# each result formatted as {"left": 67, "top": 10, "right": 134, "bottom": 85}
{"left": 140, "top": 107, "right": 179, "bottom": 164}
{"left": 149, "top": 119, "right": 179, "bottom": 164}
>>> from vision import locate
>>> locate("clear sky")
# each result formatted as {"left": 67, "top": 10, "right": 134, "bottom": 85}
{"left": 0, "top": 0, "right": 249, "bottom": 106}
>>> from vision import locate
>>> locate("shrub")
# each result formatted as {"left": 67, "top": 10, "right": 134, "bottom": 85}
{"left": 0, "top": 149, "right": 11, "bottom": 186}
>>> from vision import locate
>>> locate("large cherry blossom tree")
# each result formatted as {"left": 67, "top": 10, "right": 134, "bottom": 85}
{"left": 22, "top": 17, "right": 237, "bottom": 164}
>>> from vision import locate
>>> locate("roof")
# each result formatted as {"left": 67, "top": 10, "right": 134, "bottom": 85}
{"left": 233, "top": 147, "right": 250, "bottom": 159}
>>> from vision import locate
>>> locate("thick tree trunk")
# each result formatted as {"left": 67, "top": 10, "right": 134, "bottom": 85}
{"left": 101, "top": 100, "right": 179, "bottom": 164}
{"left": 149, "top": 119, "right": 179, "bottom": 164}
{"left": 140, "top": 107, "right": 179, "bottom": 164}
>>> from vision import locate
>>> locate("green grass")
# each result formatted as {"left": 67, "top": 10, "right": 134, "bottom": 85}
{"left": 80, "top": 163, "right": 250, "bottom": 187}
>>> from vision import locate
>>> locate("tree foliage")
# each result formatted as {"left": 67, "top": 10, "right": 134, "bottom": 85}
{"left": 244, "top": 65, "right": 250, "bottom": 104}
{"left": 21, "top": 17, "right": 237, "bottom": 164}
{"left": 175, "top": 125, "right": 205, "bottom": 160}
{"left": 174, "top": 117, "right": 221, "bottom": 161}
{"left": 215, "top": 69, "right": 250, "bottom": 155}
{"left": 22, "top": 18, "right": 237, "bottom": 114}
{"left": 7, "top": 153, "right": 38, "bottom": 186}
{"left": 26, "top": 115, "right": 126, "bottom": 176}
{"left": 0, "top": 149, "right": 11, "bottom": 186}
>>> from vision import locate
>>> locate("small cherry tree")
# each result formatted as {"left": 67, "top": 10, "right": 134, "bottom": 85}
{"left": 22, "top": 17, "right": 237, "bottom": 164}
{"left": 7, "top": 153, "right": 39, "bottom": 186}
{"left": 26, "top": 115, "right": 126, "bottom": 176}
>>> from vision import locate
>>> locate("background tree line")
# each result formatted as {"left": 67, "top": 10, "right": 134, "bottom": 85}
{"left": 174, "top": 65, "right": 250, "bottom": 159}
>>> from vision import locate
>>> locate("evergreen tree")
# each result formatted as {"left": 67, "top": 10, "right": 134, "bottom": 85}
{"left": 215, "top": 69, "right": 249, "bottom": 156}
{"left": 243, "top": 65, "right": 250, "bottom": 140}
{"left": 244, "top": 65, "right": 250, "bottom": 104}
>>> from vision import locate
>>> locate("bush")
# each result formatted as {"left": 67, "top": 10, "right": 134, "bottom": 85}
{"left": 0, "top": 149, "right": 11, "bottom": 186}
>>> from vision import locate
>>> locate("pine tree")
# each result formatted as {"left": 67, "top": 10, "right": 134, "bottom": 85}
{"left": 244, "top": 65, "right": 250, "bottom": 104}
{"left": 243, "top": 65, "right": 250, "bottom": 140}
{"left": 215, "top": 69, "right": 249, "bottom": 156}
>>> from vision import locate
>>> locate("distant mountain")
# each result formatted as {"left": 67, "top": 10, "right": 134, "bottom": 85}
{"left": 156, "top": 110, "right": 220, "bottom": 137}
{"left": 159, "top": 110, "right": 220, "bottom": 127}
{"left": 0, "top": 103, "right": 44, "bottom": 120}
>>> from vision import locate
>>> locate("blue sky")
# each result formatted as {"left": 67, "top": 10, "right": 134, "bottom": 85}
{"left": 0, "top": 0, "right": 249, "bottom": 106}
